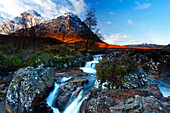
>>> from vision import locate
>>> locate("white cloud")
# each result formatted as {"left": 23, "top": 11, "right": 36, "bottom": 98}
{"left": 0, "top": 0, "right": 87, "bottom": 19}
{"left": 110, "top": 12, "right": 115, "bottom": 15}
{"left": 69, "top": 0, "right": 87, "bottom": 16}
{"left": 103, "top": 33, "right": 127, "bottom": 44}
{"left": 127, "top": 19, "right": 133, "bottom": 24}
{"left": 120, "top": 40, "right": 140, "bottom": 45}
{"left": 134, "top": 1, "right": 151, "bottom": 9}
{"left": 107, "top": 21, "right": 112, "bottom": 24}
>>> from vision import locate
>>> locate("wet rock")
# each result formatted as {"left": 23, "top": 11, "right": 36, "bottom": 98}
{"left": 0, "top": 96, "right": 4, "bottom": 101}
{"left": 80, "top": 99, "right": 88, "bottom": 113}
{"left": 5, "top": 66, "right": 55, "bottom": 113}
{"left": 53, "top": 79, "right": 88, "bottom": 112}
{"left": 148, "top": 83, "right": 164, "bottom": 100}
{"left": 67, "top": 69, "right": 88, "bottom": 77}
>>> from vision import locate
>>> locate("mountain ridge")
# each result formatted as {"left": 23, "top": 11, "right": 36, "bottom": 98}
{"left": 0, "top": 10, "right": 165, "bottom": 49}
{"left": 125, "top": 43, "right": 166, "bottom": 49}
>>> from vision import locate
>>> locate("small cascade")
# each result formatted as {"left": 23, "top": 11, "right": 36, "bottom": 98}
{"left": 46, "top": 76, "right": 70, "bottom": 113}
{"left": 79, "top": 54, "right": 103, "bottom": 74}
{"left": 46, "top": 83, "right": 60, "bottom": 106}
{"left": 63, "top": 90, "right": 84, "bottom": 113}
{"left": 67, "top": 87, "right": 81, "bottom": 105}
{"left": 93, "top": 54, "right": 103, "bottom": 61}
{"left": 46, "top": 83, "right": 60, "bottom": 113}
{"left": 46, "top": 54, "right": 103, "bottom": 113}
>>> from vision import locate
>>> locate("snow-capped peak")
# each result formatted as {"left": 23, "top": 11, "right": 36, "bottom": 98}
{"left": 63, "top": 12, "right": 76, "bottom": 17}
{"left": 21, "top": 10, "right": 41, "bottom": 17}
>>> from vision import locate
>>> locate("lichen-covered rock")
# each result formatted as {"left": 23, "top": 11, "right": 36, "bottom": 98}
{"left": 85, "top": 95, "right": 115, "bottom": 113}
{"left": 110, "top": 95, "right": 169, "bottom": 113}
{"left": 95, "top": 67, "right": 148, "bottom": 90}
{"left": 81, "top": 81, "right": 169, "bottom": 113}
{"left": 123, "top": 67, "right": 148, "bottom": 89}
{"left": 6, "top": 66, "right": 55, "bottom": 113}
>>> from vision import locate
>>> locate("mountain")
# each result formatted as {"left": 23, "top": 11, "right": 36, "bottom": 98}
{"left": 126, "top": 43, "right": 165, "bottom": 49}
{"left": 14, "top": 12, "right": 103, "bottom": 43}
{"left": 14, "top": 10, "right": 44, "bottom": 28}
{"left": 36, "top": 12, "right": 102, "bottom": 43}
{"left": 1, "top": 11, "right": 153, "bottom": 49}
{"left": 0, "top": 10, "right": 44, "bottom": 35}
{"left": 163, "top": 44, "right": 170, "bottom": 49}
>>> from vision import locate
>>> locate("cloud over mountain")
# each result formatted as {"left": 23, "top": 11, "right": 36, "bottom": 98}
{"left": 0, "top": 0, "right": 87, "bottom": 19}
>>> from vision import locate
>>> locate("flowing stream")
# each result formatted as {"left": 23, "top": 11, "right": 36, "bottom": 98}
{"left": 46, "top": 55, "right": 103, "bottom": 113}
{"left": 46, "top": 54, "right": 169, "bottom": 113}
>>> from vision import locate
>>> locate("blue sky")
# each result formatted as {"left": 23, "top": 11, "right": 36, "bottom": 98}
{"left": 0, "top": 0, "right": 170, "bottom": 45}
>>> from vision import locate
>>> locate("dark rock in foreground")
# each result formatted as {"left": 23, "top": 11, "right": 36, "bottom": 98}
{"left": 81, "top": 84, "right": 169, "bottom": 113}
{"left": 80, "top": 67, "right": 170, "bottom": 113}
{"left": 6, "top": 66, "right": 55, "bottom": 113}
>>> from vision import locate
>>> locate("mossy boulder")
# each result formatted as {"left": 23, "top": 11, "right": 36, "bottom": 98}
{"left": 96, "top": 58, "right": 148, "bottom": 89}
{"left": 6, "top": 66, "right": 55, "bottom": 113}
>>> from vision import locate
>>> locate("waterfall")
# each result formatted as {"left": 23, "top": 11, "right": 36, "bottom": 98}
{"left": 63, "top": 90, "right": 84, "bottom": 113}
{"left": 46, "top": 83, "right": 60, "bottom": 113}
{"left": 46, "top": 83, "right": 59, "bottom": 106}
{"left": 79, "top": 54, "right": 103, "bottom": 74}
{"left": 46, "top": 55, "right": 103, "bottom": 113}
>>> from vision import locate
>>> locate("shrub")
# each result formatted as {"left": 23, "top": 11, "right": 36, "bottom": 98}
{"left": 96, "top": 58, "right": 138, "bottom": 86}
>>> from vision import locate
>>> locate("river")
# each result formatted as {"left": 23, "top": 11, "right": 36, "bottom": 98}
{"left": 46, "top": 54, "right": 169, "bottom": 113}
{"left": 46, "top": 55, "right": 103, "bottom": 113}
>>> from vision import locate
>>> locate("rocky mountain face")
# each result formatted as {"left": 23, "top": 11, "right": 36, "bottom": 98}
{"left": 27, "top": 12, "right": 102, "bottom": 43}
{"left": 126, "top": 43, "right": 166, "bottom": 49}
{"left": 0, "top": 10, "right": 44, "bottom": 35}
{"left": 0, "top": 11, "right": 103, "bottom": 44}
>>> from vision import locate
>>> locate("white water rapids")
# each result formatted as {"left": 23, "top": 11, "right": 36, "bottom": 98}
{"left": 46, "top": 55, "right": 103, "bottom": 113}
{"left": 46, "top": 54, "right": 169, "bottom": 113}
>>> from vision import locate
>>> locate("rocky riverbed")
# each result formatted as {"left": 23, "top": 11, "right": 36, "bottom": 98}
{"left": 1, "top": 52, "right": 170, "bottom": 113}
{"left": 80, "top": 71, "right": 170, "bottom": 113}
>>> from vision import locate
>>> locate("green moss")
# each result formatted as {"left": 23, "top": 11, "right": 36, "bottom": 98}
{"left": 0, "top": 51, "right": 3, "bottom": 55}
{"left": 16, "top": 58, "right": 22, "bottom": 64}
{"left": 96, "top": 58, "right": 138, "bottom": 86}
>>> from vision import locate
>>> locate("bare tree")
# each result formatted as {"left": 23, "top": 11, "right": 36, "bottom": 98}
{"left": 95, "top": 28, "right": 104, "bottom": 40}
{"left": 84, "top": 8, "right": 97, "bottom": 53}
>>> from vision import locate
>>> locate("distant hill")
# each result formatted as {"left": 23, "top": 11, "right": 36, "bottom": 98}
{"left": 125, "top": 43, "right": 165, "bottom": 49}
{"left": 163, "top": 44, "right": 170, "bottom": 49}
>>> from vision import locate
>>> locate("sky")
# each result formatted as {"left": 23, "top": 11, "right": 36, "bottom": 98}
{"left": 0, "top": 0, "right": 170, "bottom": 45}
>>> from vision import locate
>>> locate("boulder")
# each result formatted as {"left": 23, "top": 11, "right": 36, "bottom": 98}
{"left": 122, "top": 67, "right": 148, "bottom": 89}
{"left": 6, "top": 66, "right": 55, "bottom": 113}
{"left": 110, "top": 95, "right": 169, "bottom": 113}
{"left": 82, "top": 78, "right": 169, "bottom": 113}
{"left": 85, "top": 95, "right": 115, "bottom": 113}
